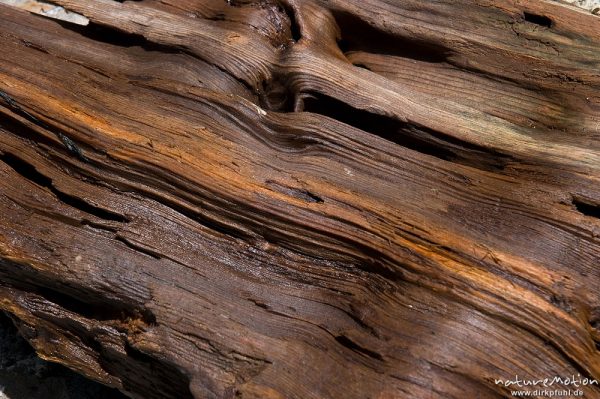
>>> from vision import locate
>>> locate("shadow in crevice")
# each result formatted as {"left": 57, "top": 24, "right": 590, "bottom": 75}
{"left": 0, "top": 152, "right": 129, "bottom": 223}
{"left": 0, "top": 312, "right": 127, "bottom": 399}
{"left": 302, "top": 92, "right": 513, "bottom": 172}
{"left": 333, "top": 10, "right": 450, "bottom": 63}
{"left": 52, "top": 20, "right": 181, "bottom": 53}
{"left": 0, "top": 258, "right": 156, "bottom": 328}
{"left": 573, "top": 197, "right": 600, "bottom": 220}
{"left": 92, "top": 341, "right": 194, "bottom": 399}
{"left": 523, "top": 12, "right": 553, "bottom": 28}
{"left": 334, "top": 334, "right": 384, "bottom": 361}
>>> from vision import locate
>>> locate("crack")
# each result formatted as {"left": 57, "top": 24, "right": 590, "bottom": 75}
{"left": 301, "top": 92, "right": 513, "bottom": 172}
{"left": 523, "top": 12, "right": 553, "bottom": 28}
{"left": 0, "top": 90, "right": 88, "bottom": 161}
{"left": 0, "top": 152, "right": 129, "bottom": 223}
{"left": 246, "top": 295, "right": 385, "bottom": 362}
{"left": 117, "top": 342, "right": 194, "bottom": 399}
{"left": 332, "top": 10, "right": 450, "bottom": 63}
{"left": 334, "top": 334, "right": 384, "bottom": 361}
{"left": 265, "top": 180, "right": 323, "bottom": 203}
{"left": 0, "top": 263, "right": 156, "bottom": 328}
{"left": 51, "top": 20, "right": 259, "bottom": 98}
{"left": 573, "top": 196, "right": 600, "bottom": 220}
{"left": 114, "top": 235, "right": 162, "bottom": 260}
{"left": 278, "top": 0, "right": 301, "bottom": 43}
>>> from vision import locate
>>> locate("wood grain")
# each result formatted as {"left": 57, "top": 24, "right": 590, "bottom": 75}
{"left": 0, "top": 1, "right": 599, "bottom": 398}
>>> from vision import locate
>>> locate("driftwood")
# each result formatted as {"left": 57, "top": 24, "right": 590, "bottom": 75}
{"left": 0, "top": 0, "right": 599, "bottom": 398}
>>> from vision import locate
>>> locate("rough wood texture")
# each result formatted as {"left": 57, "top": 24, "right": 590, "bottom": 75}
{"left": 0, "top": 1, "right": 599, "bottom": 398}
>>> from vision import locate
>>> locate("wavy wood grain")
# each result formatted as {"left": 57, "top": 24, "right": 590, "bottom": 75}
{"left": 0, "top": 1, "right": 599, "bottom": 398}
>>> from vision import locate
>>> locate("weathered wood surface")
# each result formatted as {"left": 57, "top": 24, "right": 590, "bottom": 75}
{"left": 0, "top": 1, "right": 599, "bottom": 398}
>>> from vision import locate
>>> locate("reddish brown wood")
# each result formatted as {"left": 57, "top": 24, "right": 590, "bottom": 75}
{"left": 0, "top": 1, "right": 599, "bottom": 398}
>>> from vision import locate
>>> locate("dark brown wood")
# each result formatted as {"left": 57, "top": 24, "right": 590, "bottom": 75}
{"left": 0, "top": 1, "right": 599, "bottom": 398}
